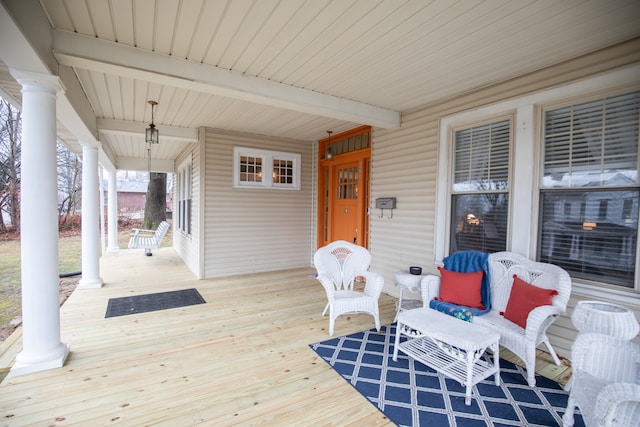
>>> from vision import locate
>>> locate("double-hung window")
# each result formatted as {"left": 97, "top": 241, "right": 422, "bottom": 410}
{"left": 539, "top": 91, "right": 640, "bottom": 288}
{"left": 449, "top": 119, "right": 511, "bottom": 254}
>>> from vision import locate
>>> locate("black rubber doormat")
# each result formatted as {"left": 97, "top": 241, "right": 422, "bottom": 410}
{"left": 105, "top": 288, "right": 206, "bottom": 318}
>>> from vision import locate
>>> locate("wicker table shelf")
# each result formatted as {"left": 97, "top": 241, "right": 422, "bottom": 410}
{"left": 393, "top": 308, "right": 501, "bottom": 405}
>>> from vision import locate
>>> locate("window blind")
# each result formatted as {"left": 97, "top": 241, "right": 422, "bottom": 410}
{"left": 453, "top": 119, "right": 510, "bottom": 192}
{"left": 543, "top": 91, "right": 640, "bottom": 188}
{"left": 539, "top": 91, "right": 639, "bottom": 287}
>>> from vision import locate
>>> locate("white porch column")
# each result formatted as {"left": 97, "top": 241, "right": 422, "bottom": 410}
{"left": 78, "top": 145, "right": 103, "bottom": 288}
{"left": 9, "top": 71, "right": 69, "bottom": 377}
{"left": 107, "top": 170, "right": 119, "bottom": 251}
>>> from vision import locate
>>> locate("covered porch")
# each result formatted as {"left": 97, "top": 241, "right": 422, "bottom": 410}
{"left": 0, "top": 248, "right": 571, "bottom": 425}
{"left": 1, "top": 0, "right": 639, "bottom": 379}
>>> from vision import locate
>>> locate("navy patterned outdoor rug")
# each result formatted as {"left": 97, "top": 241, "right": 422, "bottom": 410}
{"left": 310, "top": 324, "right": 584, "bottom": 427}
{"left": 105, "top": 288, "right": 206, "bottom": 318}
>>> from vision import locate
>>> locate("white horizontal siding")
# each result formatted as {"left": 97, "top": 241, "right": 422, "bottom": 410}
{"left": 369, "top": 40, "right": 640, "bottom": 358}
{"left": 202, "top": 129, "right": 313, "bottom": 278}
{"left": 370, "top": 111, "right": 439, "bottom": 296}
{"left": 172, "top": 136, "right": 201, "bottom": 278}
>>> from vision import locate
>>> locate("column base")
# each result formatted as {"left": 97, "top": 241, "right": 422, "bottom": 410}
{"left": 78, "top": 277, "right": 103, "bottom": 289}
{"left": 106, "top": 246, "right": 120, "bottom": 253}
{"left": 8, "top": 342, "right": 70, "bottom": 378}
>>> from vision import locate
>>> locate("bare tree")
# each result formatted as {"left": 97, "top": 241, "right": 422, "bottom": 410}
{"left": 143, "top": 172, "right": 167, "bottom": 229}
{"left": 1, "top": 97, "right": 83, "bottom": 234}
{"left": 0, "top": 99, "right": 21, "bottom": 231}
{"left": 57, "top": 143, "right": 82, "bottom": 227}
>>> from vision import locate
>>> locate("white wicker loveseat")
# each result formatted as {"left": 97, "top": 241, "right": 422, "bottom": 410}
{"left": 421, "top": 251, "right": 572, "bottom": 386}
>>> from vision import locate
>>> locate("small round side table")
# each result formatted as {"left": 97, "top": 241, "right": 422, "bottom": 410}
{"left": 393, "top": 270, "right": 427, "bottom": 321}
{"left": 572, "top": 300, "right": 639, "bottom": 341}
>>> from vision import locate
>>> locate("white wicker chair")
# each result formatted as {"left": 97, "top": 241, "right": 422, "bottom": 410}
{"left": 422, "top": 251, "right": 572, "bottom": 386}
{"left": 563, "top": 333, "right": 640, "bottom": 427}
{"left": 313, "top": 240, "right": 384, "bottom": 336}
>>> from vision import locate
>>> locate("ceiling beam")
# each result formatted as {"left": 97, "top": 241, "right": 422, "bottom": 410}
{"left": 98, "top": 118, "right": 198, "bottom": 142}
{"left": 53, "top": 30, "right": 401, "bottom": 129}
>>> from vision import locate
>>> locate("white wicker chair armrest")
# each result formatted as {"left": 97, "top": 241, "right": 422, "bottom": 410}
{"left": 595, "top": 383, "right": 640, "bottom": 427}
{"left": 420, "top": 275, "right": 441, "bottom": 306}
{"left": 362, "top": 271, "right": 384, "bottom": 299}
{"left": 315, "top": 273, "right": 337, "bottom": 301}
{"left": 524, "top": 304, "right": 562, "bottom": 340}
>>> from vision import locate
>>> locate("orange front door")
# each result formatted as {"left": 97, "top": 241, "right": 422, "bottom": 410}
{"left": 331, "top": 161, "right": 360, "bottom": 244}
{"left": 317, "top": 125, "right": 371, "bottom": 249}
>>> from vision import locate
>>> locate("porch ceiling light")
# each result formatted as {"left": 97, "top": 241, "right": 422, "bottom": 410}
{"left": 145, "top": 100, "right": 159, "bottom": 145}
{"left": 325, "top": 130, "right": 333, "bottom": 161}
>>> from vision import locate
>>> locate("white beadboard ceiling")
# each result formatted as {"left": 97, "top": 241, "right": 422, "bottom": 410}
{"left": 1, "top": 0, "right": 639, "bottom": 170}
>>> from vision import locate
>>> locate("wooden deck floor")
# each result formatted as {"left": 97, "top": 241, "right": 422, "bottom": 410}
{"left": 0, "top": 248, "right": 571, "bottom": 426}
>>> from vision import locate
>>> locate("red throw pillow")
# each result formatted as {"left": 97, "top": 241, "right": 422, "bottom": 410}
{"left": 435, "top": 267, "right": 484, "bottom": 309}
{"left": 502, "top": 274, "right": 558, "bottom": 328}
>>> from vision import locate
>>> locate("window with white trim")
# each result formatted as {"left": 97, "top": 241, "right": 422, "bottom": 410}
{"left": 233, "top": 147, "right": 301, "bottom": 190}
{"left": 177, "top": 157, "right": 192, "bottom": 235}
{"left": 450, "top": 119, "right": 511, "bottom": 253}
{"left": 539, "top": 91, "right": 640, "bottom": 288}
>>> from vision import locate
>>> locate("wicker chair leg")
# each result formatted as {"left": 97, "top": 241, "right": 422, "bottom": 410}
{"left": 525, "top": 349, "right": 537, "bottom": 387}
{"left": 543, "top": 337, "right": 562, "bottom": 365}
{"left": 562, "top": 396, "right": 576, "bottom": 427}
{"left": 329, "top": 311, "right": 335, "bottom": 336}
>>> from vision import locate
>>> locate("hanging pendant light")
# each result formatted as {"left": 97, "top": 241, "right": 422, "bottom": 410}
{"left": 146, "top": 100, "right": 159, "bottom": 177}
{"left": 145, "top": 100, "right": 159, "bottom": 144}
{"left": 325, "top": 130, "right": 333, "bottom": 160}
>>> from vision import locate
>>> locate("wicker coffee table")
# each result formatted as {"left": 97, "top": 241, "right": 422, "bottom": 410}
{"left": 393, "top": 307, "right": 501, "bottom": 405}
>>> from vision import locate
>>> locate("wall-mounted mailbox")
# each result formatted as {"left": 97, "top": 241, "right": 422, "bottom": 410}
{"left": 375, "top": 197, "right": 396, "bottom": 218}
{"left": 375, "top": 197, "right": 396, "bottom": 209}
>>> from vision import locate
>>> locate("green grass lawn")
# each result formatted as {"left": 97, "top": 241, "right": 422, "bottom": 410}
{"left": 0, "top": 234, "right": 83, "bottom": 327}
